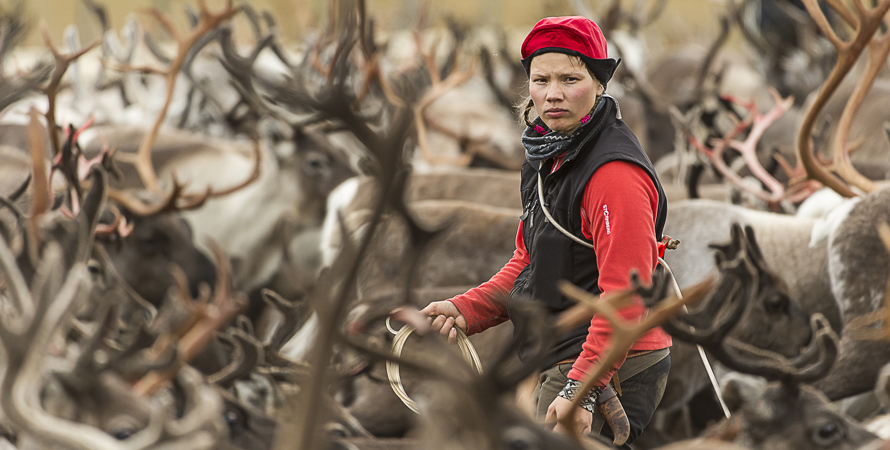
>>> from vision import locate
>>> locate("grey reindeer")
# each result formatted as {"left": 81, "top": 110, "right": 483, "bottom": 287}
{"left": 650, "top": 2, "right": 890, "bottom": 439}
{"left": 638, "top": 225, "right": 879, "bottom": 449}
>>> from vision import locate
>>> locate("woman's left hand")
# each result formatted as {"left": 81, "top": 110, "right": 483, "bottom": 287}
{"left": 546, "top": 396, "right": 592, "bottom": 436}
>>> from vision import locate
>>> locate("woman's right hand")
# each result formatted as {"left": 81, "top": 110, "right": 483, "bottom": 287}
{"left": 419, "top": 301, "right": 468, "bottom": 344}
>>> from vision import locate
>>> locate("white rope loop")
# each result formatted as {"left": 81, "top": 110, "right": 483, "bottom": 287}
{"left": 385, "top": 318, "right": 483, "bottom": 414}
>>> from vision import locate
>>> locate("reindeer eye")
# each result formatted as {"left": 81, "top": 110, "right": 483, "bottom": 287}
{"left": 112, "top": 428, "right": 135, "bottom": 440}
{"left": 137, "top": 231, "right": 168, "bottom": 255}
{"left": 502, "top": 426, "right": 539, "bottom": 450}
{"left": 764, "top": 293, "right": 789, "bottom": 315}
{"left": 224, "top": 407, "right": 246, "bottom": 437}
{"left": 87, "top": 259, "right": 102, "bottom": 275}
{"left": 105, "top": 415, "right": 141, "bottom": 440}
{"left": 303, "top": 153, "right": 328, "bottom": 174}
{"left": 224, "top": 409, "right": 240, "bottom": 425}
{"left": 811, "top": 419, "right": 844, "bottom": 446}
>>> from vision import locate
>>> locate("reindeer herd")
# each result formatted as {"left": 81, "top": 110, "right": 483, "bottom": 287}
{"left": 2, "top": 0, "right": 890, "bottom": 448}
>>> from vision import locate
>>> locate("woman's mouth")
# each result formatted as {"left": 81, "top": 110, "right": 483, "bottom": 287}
{"left": 545, "top": 109, "right": 568, "bottom": 118}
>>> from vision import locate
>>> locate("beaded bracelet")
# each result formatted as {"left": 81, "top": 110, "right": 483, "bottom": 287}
{"left": 557, "top": 379, "right": 603, "bottom": 413}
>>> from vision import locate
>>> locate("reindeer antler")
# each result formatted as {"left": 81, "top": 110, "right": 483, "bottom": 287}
{"left": 216, "top": 26, "right": 314, "bottom": 126}
{"left": 132, "top": 240, "right": 246, "bottom": 396}
{"left": 107, "top": 135, "right": 261, "bottom": 217}
{"left": 26, "top": 108, "right": 51, "bottom": 257}
{"left": 690, "top": 88, "right": 796, "bottom": 207}
{"left": 0, "top": 241, "right": 115, "bottom": 448}
{"left": 119, "top": 0, "right": 238, "bottom": 192}
{"left": 38, "top": 21, "right": 100, "bottom": 157}
{"left": 797, "top": 0, "right": 890, "bottom": 198}
{"left": 412, "top": 28, "right": 477, "bottom": 167}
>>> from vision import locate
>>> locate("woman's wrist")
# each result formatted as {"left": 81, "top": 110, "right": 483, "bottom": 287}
{"left": 557, "top": 378, "right": 603, "bottom": 413}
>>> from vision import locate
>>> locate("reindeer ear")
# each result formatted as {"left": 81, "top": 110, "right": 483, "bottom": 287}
{"left": 71, "top": 166, "right": 109, "bottom": 262}
{"left": 742, "top": 224, "right": 768, "bottom": 270}
{"left": 874, "top": 362, "right": 890, "bottom": 411}
{"left": 721, "top": 373, "right": 766, "bottom": 414}
{"left": 80, "top": 166, "right": 108, "bottom": 232}
{"left": 709, "top": 222, "right": 745, "bottom": 265}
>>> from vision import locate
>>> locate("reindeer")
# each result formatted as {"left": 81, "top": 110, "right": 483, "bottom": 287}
{"left": 0, "top": 12, "right": 316, "bottom": 446}
{"left": 0, "top": 110, "right": 219, "bottom": 313}
{"left": 648, "top": 4, "right": 890, "bottom": 443}
{"left": 38, "top": 1, "right": 360, "bottom": 312}
{"left": 278, "top": 170, "right": 522, "bottom": 436}
{"left": 0, "top": 127, "right": 357, "bottom": 449}
{"left": 0, "top": 152, "right": 230, "bottom": 449}
{"left": 812, "top": 188, "right": 890, "bottom": 399}
{"left": 643, "top": 220, "right": 831, "bottom": 443}
{"left": 733, "top": 0, "right": 837, "bottom": 105}
{"left": 642, "top": 263, "right": 879, "bottom": 449}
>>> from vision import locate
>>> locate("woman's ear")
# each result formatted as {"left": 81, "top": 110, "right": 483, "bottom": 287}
{"left": 596, "top": 83, "right": 605, "bottom": 96}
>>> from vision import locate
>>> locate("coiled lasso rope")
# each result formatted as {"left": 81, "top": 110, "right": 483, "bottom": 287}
{"left": 385, "top": 316, "right": 484, "bottom": 414}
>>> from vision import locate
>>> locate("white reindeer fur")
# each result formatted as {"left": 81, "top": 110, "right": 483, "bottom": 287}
{"left": 320, "top": 176, "right": 363, "bottom": 269}
{"left": 280, "top": 312, "right": 319, "bottom": 362}
{"left": 410, "top": 77, "right": 524, "bottom": 172}
{"left": 664, "top": 199, "right": 831, "bottom": 320}
{"left": 797, "top": 188, "right": 860, "bottom": 247}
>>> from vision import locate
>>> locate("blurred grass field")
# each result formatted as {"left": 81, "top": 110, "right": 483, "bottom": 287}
{"left": 20, "top": 0, "right": 732, "bottom": 50}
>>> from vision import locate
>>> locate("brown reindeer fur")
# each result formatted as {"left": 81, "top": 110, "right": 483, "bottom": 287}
{"left": 716, "top": 374, "right": 878, "bottom": 449}
{"left": 816, "top": 187, "right": 890, "bottom": 400}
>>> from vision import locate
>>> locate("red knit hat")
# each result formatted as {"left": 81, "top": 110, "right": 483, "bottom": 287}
{"left": 520, "top": 16, "right": 620, "bottom": 86}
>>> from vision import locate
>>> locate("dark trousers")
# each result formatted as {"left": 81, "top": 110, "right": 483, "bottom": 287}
{"left": 534, "top": 349, "right": 671, "bottom": 448}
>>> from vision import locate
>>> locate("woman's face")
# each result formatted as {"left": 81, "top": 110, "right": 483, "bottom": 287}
{"left": 528, "top": 53, "right": 603, "bottom": 133}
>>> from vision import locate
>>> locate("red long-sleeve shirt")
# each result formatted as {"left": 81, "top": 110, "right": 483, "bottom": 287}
{"left": 449, "top": 159, "right": 672, "bottom": 387}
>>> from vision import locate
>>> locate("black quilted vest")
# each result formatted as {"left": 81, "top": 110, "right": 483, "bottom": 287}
{"left": 510, "top": 97, "right": 668, "bottom": 367}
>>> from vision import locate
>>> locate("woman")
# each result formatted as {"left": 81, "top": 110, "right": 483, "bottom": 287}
{"left": 421, "top": 16, "right": 671, "bottom": 445}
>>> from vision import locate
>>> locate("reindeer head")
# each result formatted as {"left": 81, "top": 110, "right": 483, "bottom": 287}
{"left": 97, "top": 209, "right": 216, "bottom": 307}
{"left": 652, "top": 223, "right": 814, "bottom": 361}
{"left": 646, "top": 221, "right": 876, "bottom": 448}
{"left": 719, "top": 374, "right": 878, "bottom": 450}
{"left": 708, "top": 223, "right": 812, "bottom": 358}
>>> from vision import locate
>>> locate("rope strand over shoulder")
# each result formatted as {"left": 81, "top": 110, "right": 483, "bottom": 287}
{"left": 534, "top": 183, "right": 731, "bottom": 419}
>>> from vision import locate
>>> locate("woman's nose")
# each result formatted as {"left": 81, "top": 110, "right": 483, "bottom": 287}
{"left": 545, "top": 84, "right": 564, "bottom": 101}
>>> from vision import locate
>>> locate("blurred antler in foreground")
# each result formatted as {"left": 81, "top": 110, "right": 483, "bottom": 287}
{"left": 553, "top": 273, "right": 715, "bottom": 442}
